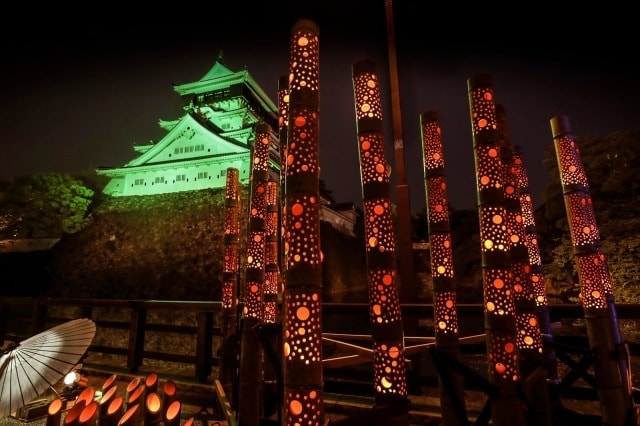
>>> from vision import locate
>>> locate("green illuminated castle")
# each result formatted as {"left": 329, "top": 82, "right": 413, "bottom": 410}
{"left": 96, "top": 52, "right": 280, "bottom": 196}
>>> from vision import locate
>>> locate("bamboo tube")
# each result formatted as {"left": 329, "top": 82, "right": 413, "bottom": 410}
{"left": 143, "top": 392, "right": 163, "bottom": 425}
{"left": 144, "top": 372, "right": 158, "bottom": 394}
{"left": 103, "top": 396, "right": 124, "bottom": 426}
{"left": 126, "top": 385, "right": 145, "bottom": 410}
{"left": 101, "top": 374, "right": 118, "bottom": 394}
{"left": 98, "top": 385, "right": 118, "bottom": 424}
{"left": 117, "top": 404, "right": 142, "bottom": 426}
{"left": 46, "top": 398, "right": 64, "bottom": 426}
{"left": 75, "top": 387, "right": 95, "bottom": 407}
{"left": 78, "top": 401, "right": 98, "bottom": 426}
{"left": 63, "top": 400, "right": 86, "bottom": 426}
{"left": 163, "top": 400, "right": 181, "bottom": 426}
{"left": 162, "top": 379, "right": 177, "bottom": 408}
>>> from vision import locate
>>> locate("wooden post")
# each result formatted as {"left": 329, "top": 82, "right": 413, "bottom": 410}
{"left": 195, "top": 311, "right": 213, "bottom": 382}
{"left": 127, "top": 302, "right": 146, "bottom": 372}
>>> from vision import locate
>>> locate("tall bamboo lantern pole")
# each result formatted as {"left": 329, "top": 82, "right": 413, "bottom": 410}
{"left": 496, "top": 105, "right": 551, "bottom": 425}
{"left": 419, "top": 111, "right": 466, "bottom": 425}
{"left": 511, "top": 145, "right": 558, "bottom": 383}
{"left": 550, "top": 115, "right": 637, "bottom": 426}
{"left": 282, "top": 19, "right": 324, "bottom": 426}
{"left": 467, "top": 73, "right": 526, "bottom": 426}
{"left": 238, "top": 123, "right": 272, "bottom": 425}
{"left": 383, "top": 0, "right": 415, "bottom": 304}
{"left": 219, "top": 167, "right": 242, "bottom": 403}
{"left": 278, "top": 74, "right": 290, "bottom": 282}
{"left": 352, "top": 59, "right": 409, "bottom": 424}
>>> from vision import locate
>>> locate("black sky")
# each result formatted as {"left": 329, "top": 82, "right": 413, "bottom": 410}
{"left": 1, "top": 2, "right": 638, "bottom": 211}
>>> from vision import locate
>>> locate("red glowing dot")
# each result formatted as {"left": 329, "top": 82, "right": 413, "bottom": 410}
{"left": 291, "top": 204, "right": 304, "bottom": 216}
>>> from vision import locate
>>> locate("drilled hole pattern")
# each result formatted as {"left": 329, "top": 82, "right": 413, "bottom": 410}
{"left": 434, "top": 290, "right": 459, "bottom": 334}
{"left": 283, "top": 292, "right": 322, "bottom": 364}
{"left": 475, "top": 145, "right": 503, "bottom": 192}
{"left": 577, "top": 254, "right": 609, "bottom": 309}
{"left": 353, "top": 71, "right": 383, "bottom": 121}
{"left": 483, "top": 268, "right": 515, "bottom": 317}
{"left": 358, "top": 134, "right": 390, "bottom": 185}
{"left": 373, "top": 341, "right": 407, "bottom": 396}
{"left": 284, "top": 387, "right": 323, "bottom": 426}
{"left": 487, "top": 332, "right": 519, "bottom": 382}
{"left": 469, "top": 86, "right": 497, "bottom": 136}
{"left": 565, "top": 193, "right": 600, "bottom": 247}
{"left": 479, "top": 205, "right": 509, "bottom": 254}
{"left": 285, "top": 195, "right": 321, "bottom": 268}
{"left": 222, "top": 168, "right": 241, "bottom": 310}
{"left": 287, "top": 107, "right": 319, "bottom": 177}
{"left": 288, "top": 27, "right": 319, "bottom": 95}
{"left": 555, "top": 135, "right": 589, "bottom": 188}
{"left": 363, "top": 199, "right": 395, "bottom": 254}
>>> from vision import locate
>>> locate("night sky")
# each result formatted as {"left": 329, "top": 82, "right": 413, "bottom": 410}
{"left": 1, "top": 2, "right": 638, "bottom": 211}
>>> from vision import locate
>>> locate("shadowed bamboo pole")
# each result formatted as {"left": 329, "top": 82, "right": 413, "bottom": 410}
{"left": 46, "top": 398, "right": 64, "bottom": 426}
{"left": 282, "top": 18, "right": 324, "bottom": 426}
{"left": 278, "top": 74, "right": 290, "bottom": 281}
{"left": 219, "top": 168, "right": 241, "bottom": 404}
{"left": 419, "top": 111, "right": 467, "bottom": 425}
{"left": 238, "top": 123, "right": 273, "bottom": 425}
{"left": 511, "top": 145, "right": 558, "bottom": 383}
{"left": 352, "top": 59, "right": 408, "bottom": 425}
{"left": 384, "top": 0, "right": 415, "bottom": 305}
{"left": 496, "top": 104, "right": 551, "bottom": 426}
{"left": 550, "top": 115, "right": 637, "bottom": 426}
{"left": 467, "top": 73, "right": 526, "bottom": 426}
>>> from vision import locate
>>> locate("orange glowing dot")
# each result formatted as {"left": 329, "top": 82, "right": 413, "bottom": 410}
{"left": 510, "top": 235, "right": 519, "bottom": 243}
{"left": 289, "top": 399, "right": 303, "bottom": 415}
{"left": 367, "top": 79, "right": 376, "bottom": 88}
{"left": 529, "top": 317, "right": 538, "bottom": 326}
{"left": 445, "top": 299, "right": 454, "bottom": 308}
{"left": 374, "top": 204, "right": 384, "bottom": 215}
{"left": 247, "top": 255, "right": 253, "bottom": 264}
{"left": 444, "top": 240, "right": 451, "bottom": 248}
{"left": 388, "top": 346, "right": 400, "bottom": 358}
{"left": 298, "top": 327, "right": 305, "bottom": 335}
{"left": 250, "top": 284, "right": 258, "bottom": 293}
{"left": 568, "top": 165, "right": 577, "bottom": 173}
{"left": 582, "top": 226, "right": 591, "bottom": 234}
{"left": 591, "top": 290, "right": 601, "bottom": 299}
{"left": 505, "top": 342, "right": 515, "bottom": 353}
{"left": 291, "top": 203, "right": 303, "bottom": 216}
{"left": 505, "top": 186, "right": 514, "bottom": 194}
{"left": 437, "top": 265, "right": 446, "bottom": 274}
{"left": 486, "top": 301, "right": 495, "bottom": 311}
{"left": 438, "top": 321, "right": 447, "bottom": 330}
{"left": 294, "top": 221, "right": 301, "bottom": 229}
{"left": 361, "top": 103, "right": 371, "bottom": 113}
{"left": 432, "top": 153, "right": 441, "bottom": 161}
{"left": 253, "top": 234, "right": 262, "bottom": 242}
{"left": 375, "top": 163, "right": 385, "bottom": 173}
{"left": 495, "top": 363, "right": 506, "bottom": 374}
{"left": 361, "top": 140, "right": 370, "bottom": 150}
{"left": 480, "top": 176, "right": 490, "bottom": 185}
{"left": 381, "top": 377, "right": 392, "bottom": 388}
{"left": 434, "top": 204, "right": 443, "bottom": 212}
{"left": 531, "top": 275, "right": 540, "bottom": 283}
{"left": 478, "top": 118, "right": 488, "bottom": 128}
{"left": 368, "top": 237, "right": 377, "bottom": 247}
{"left": 493, "top": 278, "right": 504, "bottom": 289}
{"left": 294, "top": 116, "right": 306, "bottom": 127}
{"left": 297, "top": 306, "right": 310, "bottom": 320}
{"left": 492, "top": 215, "right": 502, "bottom": 224}
{"left": 524, "top": 336, "right": 534, "bottom": 345}
{"left": 287, "top": 154, "right": 294, "bottom": 165}
{"left": 382, "top": 274, "right": 393, "bottom": 285}
{"left": 484, "top": 240, "right": 494, "bottom": 249}
{"left": 483, "top": 92, "right": 493, "bottom": 100}
{"left": 373, "top": 304, "right": 381, "bottom": 315}
{"left": 514, "top": 284, "right": 523, "bottom": 292}
{"left": 488, "top": 148, "right": 498, "bottom": 157}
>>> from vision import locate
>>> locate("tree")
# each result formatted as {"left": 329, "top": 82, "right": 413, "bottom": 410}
{"left": 0, "top": 173, "right": 95, "bottom": 239}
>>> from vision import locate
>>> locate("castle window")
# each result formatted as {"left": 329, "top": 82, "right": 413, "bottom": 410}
{"left": 134, "top": 179, "right": 145, "bottom": 186}
{"left": 154, "top": 176, "right": 165, "bottom": 184}
{"left": 176, "top": 174, "right": 186, "bottom": 182}
{"left": 198, "top": 171, "right": 208, "bottom": 179}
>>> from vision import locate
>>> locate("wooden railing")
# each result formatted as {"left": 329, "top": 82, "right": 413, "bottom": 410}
{"left": 2, "top": 297, "right": 639, "bottom": 386}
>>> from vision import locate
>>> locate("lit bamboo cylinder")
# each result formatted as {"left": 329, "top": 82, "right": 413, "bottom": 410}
{"left": 144, "top": 392, "right": 163, "bottom": 425}
{"left": 101, "top": 374, "right": 118, "bottom": 394}
{"left": 63, "top": 400, "right": 86, "bottom": 426}
{"left": 46, "top": 398, "right": 64, "bottom": 426}
{"left": 419, "top": 110, "right": 466, "bottom": 425}
{"left": 163, "top": 400, "right": 181, "bottom": 426}
{"left": 75, "top": 387, "right": 95, "bottom": 407}
{"left": 282, "top": 18, "right": 324, "bottom": 426}
{"left": 512, "top": 145, "right": 558, "bottom": 382}
{"left": 103, "top": 396, "right": 124, "bottom": 426}
{"left": 98, "top": 385, "right": 118, "bottom": 424}
{"left": 162, "top": 379, "right": 178, "bottom": 410}
{"left": 144, "top": 372, "right": 158, "bottom": 394}
{"left": 126, "top": 385, "right": 145, "bottom": 411}
{"left": 117, "top": 403, "right": 142, "bottom": 426}
{"left": 278, "top": 74, "right": 290, "bottom": 279}
{"left": 352, "top": 59, "right": 408, "bottom": 411}
{"left": 550, "top": 114, "right": 636, "bottom": 425}
{"left": 124, "top": 377, "right": 141, "bottom": 403}
{"left": 78, "top": 401, "right": 98, "bottom": 426}
{"left": 467, "top": 73, "right": 525, "bottom": 426}
{"left": 238, "top": 122, "right": 272, "bottom": 424}
{"left": 218, "top": 167, "right": 241, "bottom": 403}
{"left": 264, "top": 179, "right": 281, "bottom": 324}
